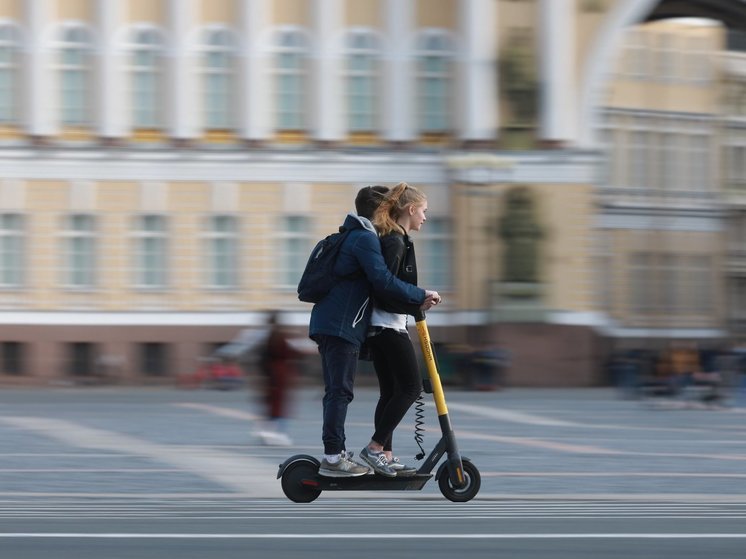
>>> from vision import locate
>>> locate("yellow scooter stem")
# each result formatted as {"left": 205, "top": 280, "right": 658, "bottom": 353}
{"left": 415, "top": 318, "right": 449, "bottom": 417}
{"left": 415, "top": 316, "right": 465, "bottom": 488}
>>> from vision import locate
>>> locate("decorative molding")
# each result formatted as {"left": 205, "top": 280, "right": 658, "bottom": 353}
{"left": 0, "top": 148, "right": 601, "bottom": 185}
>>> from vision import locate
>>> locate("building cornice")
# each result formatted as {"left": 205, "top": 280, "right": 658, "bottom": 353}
{"left": 0, "top": 147, "right": 601, "bottom": 185}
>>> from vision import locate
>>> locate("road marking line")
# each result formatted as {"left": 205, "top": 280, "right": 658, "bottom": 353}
{"left": 173, "top": 403, "right": 259, "bottom": 421}
{"left": 0, "top": 533, "right": 744, "bottom": 539}
{"left": 0, "top": 417, "right": 280, "bottom": 498}
{"left": 446, "top": 402, "right": 707, "bottom": 433}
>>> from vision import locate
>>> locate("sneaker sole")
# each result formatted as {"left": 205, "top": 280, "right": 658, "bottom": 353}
{"left": 318, "top": 468, "right": 369, "bottom": 478}
{"left": 359, "top": 453, "right": 397, "bottom": 478}
{"left": 392, "top": 469, "right": 418, "bottom": 477}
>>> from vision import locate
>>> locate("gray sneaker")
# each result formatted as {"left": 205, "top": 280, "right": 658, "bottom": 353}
{"left": 318, "top": 453, "right": 371, "bottom": 477}
{"left": 389, "top": 456, "right": 417, "bottom": 476}
{"left": 359, "top": 447, "right": 397, "bottom": 477}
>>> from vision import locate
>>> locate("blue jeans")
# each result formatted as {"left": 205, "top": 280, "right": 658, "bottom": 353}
{"left": 316, "top": 335, "right": 359, "bottom": 455}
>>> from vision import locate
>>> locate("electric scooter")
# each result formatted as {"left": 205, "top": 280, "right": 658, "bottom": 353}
{"left": 277, "top": 315, "right": 481, "bottom": 503}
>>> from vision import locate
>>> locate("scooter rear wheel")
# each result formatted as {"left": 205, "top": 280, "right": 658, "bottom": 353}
{"left": 438, "top": 458, "right": 480, "bottom": 502}
{"left": 281, "top": 459, "right": 322, "bottom": 503}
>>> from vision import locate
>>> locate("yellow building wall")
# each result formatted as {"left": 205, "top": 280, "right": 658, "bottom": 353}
{"left": 611, "top": 229, "right": 724, "bottom": 327}
{"left": 576, "top": 4, "right": 609, "bottom": 83}
{"left": 56, "top": 0, "right": 92, "bottom": 21}
{"left": 540, "top": 182, "right": 594, "bottom": 312}
{"left": 346, "top": 0, "right": 380, "bottom": 27}
{"left": 26, "top": 181, "right": 69, "bottom": 309}
{"left": 273, "top": 0, "right": 308, "bottom": 25}
{"left": 0, "top": 0, "right": 20, "bottom": 18}
{"left": 201, "top": 0, "right": 234, "bottom": 24}
{"left": 97, "top": 181, "right": 139, "bottom": 310}
{"left": 452, "top": 181, "right": 594, "bottom": 313}
{"left": 416, "top": 0, "right": 456, "bottom": 30}
{"left": 127, "top": 0, "right": 164, "bottom": 23}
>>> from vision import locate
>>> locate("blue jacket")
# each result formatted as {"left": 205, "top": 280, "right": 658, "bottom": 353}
{"left": 309, "top": 214, "right": 426, "bottom": 347}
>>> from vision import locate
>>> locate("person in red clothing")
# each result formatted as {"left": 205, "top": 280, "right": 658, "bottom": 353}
{"left": 256, "top": 310, "right": 309, "bottom": 446}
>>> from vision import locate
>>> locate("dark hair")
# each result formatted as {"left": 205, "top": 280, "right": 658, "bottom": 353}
{"left": 355, "top": 185, "right": 389, "bottom": 220}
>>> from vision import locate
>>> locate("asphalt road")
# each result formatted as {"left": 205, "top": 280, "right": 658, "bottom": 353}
{"left": 0, "top": 383, "right": 745, "bottom": 558}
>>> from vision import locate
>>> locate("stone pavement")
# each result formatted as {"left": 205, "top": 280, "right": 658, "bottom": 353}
{"left": 0, "top": 385, "right": 745, "bottom": 501}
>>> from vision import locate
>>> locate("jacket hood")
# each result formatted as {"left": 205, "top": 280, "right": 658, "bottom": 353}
{"left": 343, "top": 213, "right": 376, "bottom": 234}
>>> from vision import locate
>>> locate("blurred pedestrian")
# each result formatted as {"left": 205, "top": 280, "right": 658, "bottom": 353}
{"left": 470, "top": 340, "right": 509, "bottom": 391}
{"left": 256, "top": 311, "right": 308, "bottom": 446}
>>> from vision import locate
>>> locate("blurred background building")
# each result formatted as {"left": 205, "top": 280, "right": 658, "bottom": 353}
{"left": 0, "top": 0, "right": 744, "bottom": 386}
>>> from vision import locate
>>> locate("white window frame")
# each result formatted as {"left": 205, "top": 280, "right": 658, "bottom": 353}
{"left": 133, "top": 214, "right": 168, "bottom": 289}
{"left": 204, "top": 214, "right": 240, "bottom": 289}
{"left": 58, "top": 25, "right": 93, "bottom": 126}
{"left": 277, "top": 215, "right": 310, "bottom": 289}
{"left": 0, "top": 212, "right": 23, "bottom": 287}
{"left": 0, "top": 24, "right": 20, "bottom": 125}
{"left": 345, "top": 29, "right": 381, "bottom": 133}
{"left": 273, "top": 29, "right": 308, "bottom": 132}
{"left": 418, "top": 216, "right": 453, "bottom": 291}
{"left": 201, "top": 28, "right": 236, "bottom": 130}
{"left": 61, "top": 214, "right": 96, "bottom": 289}
{"left": 129, "top": 27, "right": 165, "bottom": 129}
{"left": 415, "top": 30, "right": 453, "bottom": 134}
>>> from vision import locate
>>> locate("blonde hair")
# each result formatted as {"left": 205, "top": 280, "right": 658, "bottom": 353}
{"left": 372, "top": 182, "right": 427, "bottom": 236}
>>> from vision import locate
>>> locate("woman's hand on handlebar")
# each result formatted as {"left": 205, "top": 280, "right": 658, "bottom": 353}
{"left": 421, "top": 290, "right": 442, "bottom": 311}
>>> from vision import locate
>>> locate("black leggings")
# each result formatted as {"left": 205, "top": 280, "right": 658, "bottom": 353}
{"left": 368, "top": 329, "right": 422, "bottom": 451}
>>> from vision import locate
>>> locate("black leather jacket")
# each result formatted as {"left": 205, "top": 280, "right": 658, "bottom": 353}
{"left": 375, "top": 229, "right": 422, "bottom": 317}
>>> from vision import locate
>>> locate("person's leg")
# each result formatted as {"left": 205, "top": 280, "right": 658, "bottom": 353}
{"left": 318, "top": 335, "right": 358, "bottom": 456}
{"left": 369, "top": 330, "right": 421, "bottom": 449}
{"left": 370, "top": 334, "right": 395, "bottom": 451}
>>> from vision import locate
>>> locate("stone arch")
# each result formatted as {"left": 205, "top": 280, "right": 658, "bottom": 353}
{"left": 579, "top": 0, "right": 746, "bottom": 147}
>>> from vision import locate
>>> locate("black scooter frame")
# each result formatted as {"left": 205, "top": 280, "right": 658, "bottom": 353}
{"left": 277, "top": 317, "right": 481, "bottom": 502}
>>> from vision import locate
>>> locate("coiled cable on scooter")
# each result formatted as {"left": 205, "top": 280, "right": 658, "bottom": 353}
{"left": 413, "top": 391, "right": 426, "bottom": 460}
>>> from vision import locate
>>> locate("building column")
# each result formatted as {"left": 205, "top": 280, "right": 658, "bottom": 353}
{"left": 238, "top": 0, "right": 270, "bottom": 142}
{"left": 382, "top": 0, "right": 415, "bottom": 143}
{"left": 538, "top": 0, "right": 577, "bottom": 147}
{"left": 311, "top": 0, "right": 345, "bottom": 142}
{"left": 24, "top": 0, "right": 56, "bottom": 139}
{"left": 96, "top": 0, "right": 128, "bottom": 141}
{"left": 167, "top": 0, "right": 199, "bottom": 141}
{"left": 457, "top": 0, "right": 498, "bottom": 145}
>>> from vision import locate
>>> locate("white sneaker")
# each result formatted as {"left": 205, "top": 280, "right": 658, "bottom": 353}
{"left": 319, "top": 453, "right": 371, "bottom": 477}
{"left": 258, "top": 431, "right": 292, "bottom": 446}
{"left": 359, "top": 447, "right": 397, "bottom": 477}
{"left": 389, "top": 456, "right": 417, "bottom": 476}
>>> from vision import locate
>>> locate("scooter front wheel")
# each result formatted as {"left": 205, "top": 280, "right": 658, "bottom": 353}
{"left": 438, "top": 458, "right": 480, "bottom": 502}
{"left": 281, "top": 458, "right": 322, "bottom": 503}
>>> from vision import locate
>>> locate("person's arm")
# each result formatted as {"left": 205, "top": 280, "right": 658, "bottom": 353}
{"left": 352, "top": 230, "right": 431, "bottom": 307}
{"left": 377, "top": 234, "right": 423, "bottom": 316}
{"left": 380, "top": 234, "right": 404, "bottom": 276}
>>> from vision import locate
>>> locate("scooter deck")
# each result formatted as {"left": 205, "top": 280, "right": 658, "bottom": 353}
{"left": 315, "top": 472, "right": 432, "bottom": 492}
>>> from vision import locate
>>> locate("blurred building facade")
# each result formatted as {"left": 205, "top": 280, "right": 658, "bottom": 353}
{"left": 0, "top": 0, "right": 742, "bottom": 386}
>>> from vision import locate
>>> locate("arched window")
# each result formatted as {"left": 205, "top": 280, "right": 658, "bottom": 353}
{"left": 274, "top": 30, "right": 307, "bottom": 131}
{"left": 345, "top": 31, "right": 380, "bottom": 133}
{"left": 59, "top": 26, "right": 93, "bottom": 126}
{"left": 202, "top": 29, "right": 236, "bottom": 130}
{"left": 0, "top": 24, "right": 21, "bottom": 125}
{"left": 130, "top": 28, "right": 164, "bottom": 129}
{"left": 416, "top": 31, "right": 453, "bottom": 134}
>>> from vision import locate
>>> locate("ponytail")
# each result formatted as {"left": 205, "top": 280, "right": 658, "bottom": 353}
{"left": 372, "top": 182, "right": 426, "bottom": 236}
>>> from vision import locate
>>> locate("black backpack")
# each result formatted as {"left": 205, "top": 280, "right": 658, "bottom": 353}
{"left": 297, "top": 227, "right": 357, "bottom": 303}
